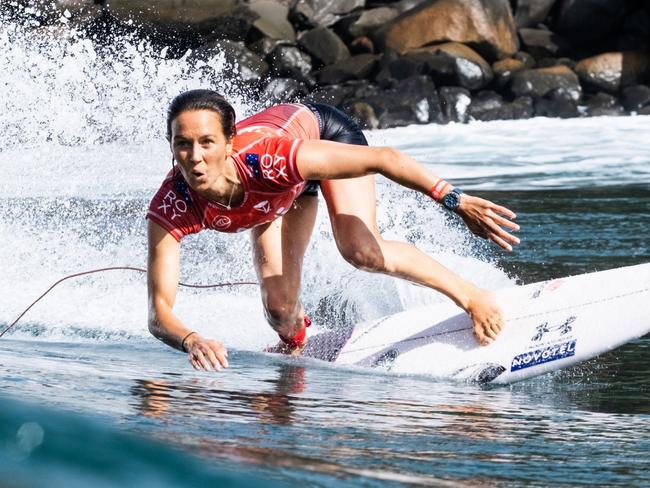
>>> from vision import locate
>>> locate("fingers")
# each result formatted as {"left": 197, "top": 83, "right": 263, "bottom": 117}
{"left": 187, "top": 341, "right": 229, "bottom": 371}
{"left": 490, "top": 212, "right": 520, "bottom": 232}
{"left": 482, "top": 217, "right": 520, "bottom": 251}
{"left": 473, "top": 316, "right": 505, "bottom": 346}
{"left": 491, "top": 203, "right": 516, "bottom": 220}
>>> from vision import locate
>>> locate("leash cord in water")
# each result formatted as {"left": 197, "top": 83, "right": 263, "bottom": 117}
{"left": 0, "top": 266, "right": 258, "bottom": 338}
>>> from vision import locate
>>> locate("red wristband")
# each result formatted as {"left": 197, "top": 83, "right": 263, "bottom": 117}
{"left": 430, "top": 179, "right": 450, "bottom": 202}
{"left": 279, "top": 315, "right": 312, "bottom": 349}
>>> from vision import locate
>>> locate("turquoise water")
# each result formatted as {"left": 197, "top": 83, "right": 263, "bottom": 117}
{"left": 2, "top": 14, "right": 650, "bottom": 487}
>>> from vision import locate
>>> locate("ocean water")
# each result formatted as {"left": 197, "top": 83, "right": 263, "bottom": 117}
{"left": 1, "top": 13, "right": 650, "bottom": 487}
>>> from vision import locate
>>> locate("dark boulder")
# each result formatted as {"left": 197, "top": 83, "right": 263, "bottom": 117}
{"left": 318, "top": 54, "right": 381, "bottom": 85}
{"left": 518, "top": 28, "right": 571, "bottom": 59}
{"left": 622, "top": 85, "right": 650, "bottom": 113}
{"left": 536, "top": 57, "right": 576, "bottom": 69}
{"left": 439, "top": 86, "right": 472, "bottom": 123}
{"left": 347, "top": 7, "right": 399, "bottom": 38}
{"left": 293, "top": 0, "right": 366, "bottom": 28}
{"left": 304, "top": 84, "right": 357, "bottom": 106}
{"left": 534, "top": 89, "right": 580, "bottom": 118}
{"left": 554, "top": 0, "right": 627, "bottom": 45}
{"left": 298, "top": 26, "right": 350, "bottom": 67}
{"left": 468, "top": 91, "right": 504, "bottom": 121}
{"left": 585, "top": 92, "right": 625, "bottom": 117}
{"left": 375, "top": 0, "right": 519, "bottom": 61}
{"left": 514, "top": 0, "right": 557, "bottom": 28}
{"left": 355, "top": 76, "right": 445, "bottom": 128}
{"left": 414, "top": 42, "right": 493, "bottom": 91}
{"left": 513, "top": 51, "right": 536, "bottom": 69}
{"left": 248, "top": 0, "right": 295, "bottom": 42}
{"left": 350, "top": 36, "right": 376, "bottom": 55}
{"left": 492, "top": 58, "right": 526, "bottom": 87}
{"left": 511, "top": 65, "right": 582, "bottom": 102}
{"left": 268, "top": 44, "right": 314, "bottom": 84}
{"left": 500, "top": 96, "right": 535, "bottom": 120}
{"left": 191, "top": 40, "right": 269, "bottom": 83}
{"left": 249, "top": 38, "right": 285, "bottom": 58}
{"left": 262, "top": 78, "right": 309, "bottom": 105}
{"left": 105, "top": 0, "right": 255, "bottom": 43}
{"left": 469, "top": 91, "right": 534, "bottom": 121}
{"left": 574, "top": 51, "right": 650, "bottom": 94}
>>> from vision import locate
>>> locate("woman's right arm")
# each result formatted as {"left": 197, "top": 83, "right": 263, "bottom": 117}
{"left": 147, "top": 220, "right": 229, "bottom": 370}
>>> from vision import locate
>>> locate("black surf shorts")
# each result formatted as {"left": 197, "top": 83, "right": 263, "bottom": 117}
{"left": 301, "top": 103, "right": 369, "bottom": 196}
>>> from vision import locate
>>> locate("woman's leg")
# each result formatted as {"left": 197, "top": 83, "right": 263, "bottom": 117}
{"left": 251, "top": 194, "right": 318, "bottom": 340}
{"left": 320, "top": 176, "right": 481, "bottom": 309}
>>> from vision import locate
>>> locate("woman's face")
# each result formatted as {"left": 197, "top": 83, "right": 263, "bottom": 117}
{"left": 170, "top": 109, "right": 233, "bottom": 193}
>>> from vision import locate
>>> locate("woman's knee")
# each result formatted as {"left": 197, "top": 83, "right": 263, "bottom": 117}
{"left": 262, "top": 292, "right": 299, "bottom": 327}
{"left": 337, "top": 237, "right": 386, "bottom": 272}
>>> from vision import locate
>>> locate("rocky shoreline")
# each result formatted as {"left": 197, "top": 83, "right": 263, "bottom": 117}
{"left": 5, "top": 0, "right": 650, "bottom": 129}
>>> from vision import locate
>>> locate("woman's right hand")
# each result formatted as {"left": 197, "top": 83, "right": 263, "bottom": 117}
{"left": 465, "top": 289, "right": 505, "bottom": 346}
{"left": 184, "top": 334, "right": 229, "bottom": 371}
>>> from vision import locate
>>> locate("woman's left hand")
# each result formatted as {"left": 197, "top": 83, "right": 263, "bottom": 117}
{"left": 456, "top": 194, "right": 520, "bottom": 251}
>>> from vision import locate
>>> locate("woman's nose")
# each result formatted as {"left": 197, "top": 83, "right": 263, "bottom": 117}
{"left": 188, "top": 143, "right": 203, "bottom": 162}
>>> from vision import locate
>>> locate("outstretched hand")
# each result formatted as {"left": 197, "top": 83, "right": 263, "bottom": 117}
{"left": 466, "top": 288, "right": 505, "bottom": 346}
{"left": 186, "top": 336, "right": 229, "bottom": 371}
{"left": 456, "top": 194, "right": 520, "bottom": 251}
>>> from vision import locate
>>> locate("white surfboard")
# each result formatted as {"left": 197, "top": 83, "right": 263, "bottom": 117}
{"left": 299, "top": 263, "right": 650, "bottom": 384}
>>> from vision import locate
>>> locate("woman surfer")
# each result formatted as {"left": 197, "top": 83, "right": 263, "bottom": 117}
{"left": 147, "top": 89, "right": 520, "bottom": 371}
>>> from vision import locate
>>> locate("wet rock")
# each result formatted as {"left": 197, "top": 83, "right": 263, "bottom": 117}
{"left": 513, "top": 51, "right": 536, "bottom": 69}
{"left": 383, "top": 51, "right": 450, "bottom": 82}
{"left": 304, "top": 84, "right": 356, "bottom": 106}
{"left": 268, "top": 44, "right": 314, "bottom": 82}
{"left": 518, "top": 28, "right": 571, "bottom": 59}
{"left": 249, "top": 38, "right": 285, "bottom": 58}
{"left": 348, "top": 7, "right": 399, "bottom": 38}
{"left": 622, "top": 84, "right": 650, "bottom": 113}
{"left": 375, "top": 0, "right": 519, "bottom": 61}
{"left": 347, "top": 102, "right": 380, "bottom": 129}
{"left": 192, "top": 40, "right": 269, "bottom": 83}
{"left": 356, "top": 76, "right": 445, "bottom": 128}
{"left": 514, "top": 0, "right": 557, "bottom": 28}
{"left": 585, "top": 92, "right": 625, "bottom": 117}
{"left": 469, "top": 91, "right": 533, "bottom": 121}
{"left": 439, "top": 86, "right": 472, "bottom": 123}
{"left": 534, "top": 89, "right": 580, "bottom": 118}
{"left": 105, "top": 0, "right": 239, "bottom": 29}
{"left": 511, "top": 65, "right": 582, "bottom": 102}
{"left": 574, "top": 51, "right": 650, "bottom": 94}
{"left": 468, "top": 90, "right": 503, "bottom": 121}
{"left": 501, "top": 96, "right": 535, "bottom": 119}
{"left": 293, "top": 0, "right": 366, "bottom": 28}
{"left": 318, "top": 54, "right": 381, "bottom": 85}
{"left": 492, "top": 58, "right": 526, "bottom": 87}
{"left": 262, "top": 78, "right": 309, "bottom": 104}
{"left": 536, "top": 57, "right": 576, "bottom": 69}
{"left": 350, "top": 36, "right": 375, "bottom": 55}
{"left": 299, "top": 26, "right": 350, "bottom": 67}
{"left": 554, "top": 0, "right": 627, "bottom": 45}
{"left": 418, "top": 42, "right": 493, "bottom": 91}
{"left": 248, "top": 0, "right": 295, "bottom": 42}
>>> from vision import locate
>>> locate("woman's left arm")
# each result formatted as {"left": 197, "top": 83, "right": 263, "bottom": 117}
{"left": 296, "top": 140, "right": 520, "bottom": 251}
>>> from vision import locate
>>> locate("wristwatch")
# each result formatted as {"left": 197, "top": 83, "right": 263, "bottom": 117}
{"left": 442, "top": 188, "right": 463, "bottom": 212}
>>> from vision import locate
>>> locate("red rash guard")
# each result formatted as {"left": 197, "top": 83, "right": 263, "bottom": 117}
{"left": 147, "top": 103, "right": 320, "bottom": 240}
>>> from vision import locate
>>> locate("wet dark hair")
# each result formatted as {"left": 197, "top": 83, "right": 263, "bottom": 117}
{"left": 166, "top": 89, "right": 237, "bottom": 141}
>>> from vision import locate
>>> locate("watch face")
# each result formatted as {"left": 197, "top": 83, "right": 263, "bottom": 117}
{"left": 444, "top": 191, "right": 461, "bottom": 210}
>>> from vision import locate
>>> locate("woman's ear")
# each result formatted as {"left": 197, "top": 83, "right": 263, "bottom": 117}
{"left": 225, "top": 138, "right": 234, "bottom": 157}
